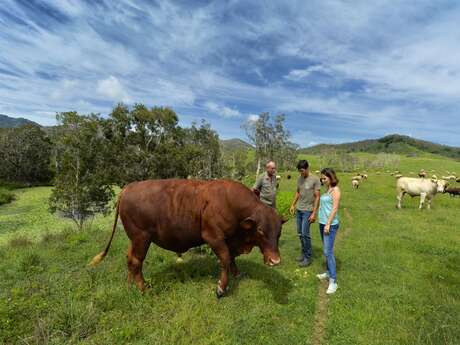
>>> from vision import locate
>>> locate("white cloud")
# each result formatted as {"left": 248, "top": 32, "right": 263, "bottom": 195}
{"left": 1, "top": 1, "right": 460, "bottom": 146}
{"left": 247, "top": 114, "right": 259, "bottom": 123}
{"left": 96, "top": 76, "right": 131, "bottom": 102}
{"left": 285, "top": 65, "right": 330, "bottom": 81}
{"left": 204, "top": 101, "right": 241, "bottom": 118}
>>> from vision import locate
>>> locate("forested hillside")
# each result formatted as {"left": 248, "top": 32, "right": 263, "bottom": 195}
{"left": 300, "top": 134, "right": 460, "bottom": 160}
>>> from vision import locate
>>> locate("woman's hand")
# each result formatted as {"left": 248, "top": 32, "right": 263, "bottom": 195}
{"left": 289, "top": 205, "right": 296, "bottom": 216}
{"left": 324, "top": 223, "right": 330, "bottom": 234}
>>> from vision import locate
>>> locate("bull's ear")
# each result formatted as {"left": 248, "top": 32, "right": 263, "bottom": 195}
{"left": 240, "top": 217, "right": 256, "bottom": 230}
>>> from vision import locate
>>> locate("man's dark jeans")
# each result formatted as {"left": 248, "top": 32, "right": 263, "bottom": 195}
{"left": 296, "top": 210, "right": 313, "bottom": 260}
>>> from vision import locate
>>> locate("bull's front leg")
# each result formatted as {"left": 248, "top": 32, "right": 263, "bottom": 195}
{"left": 419, "top": 192, "right": 427, "bottom": 209}
{"left": 396, "top": 191, "right": 403, "bottom": 209}
{"left": 202, "top": 234, "right": 231, "bottom": 298}
{"left": 230, "top": 256, "right": 240, "bottom": 278}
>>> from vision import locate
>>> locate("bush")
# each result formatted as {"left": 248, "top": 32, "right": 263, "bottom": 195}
{"left": 0, "top": 188, "right": 15, "bottom": 205}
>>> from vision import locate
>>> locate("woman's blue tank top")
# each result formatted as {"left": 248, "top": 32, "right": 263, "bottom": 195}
{"left": 319, "top": 190, "right": 339, "bottom": 225}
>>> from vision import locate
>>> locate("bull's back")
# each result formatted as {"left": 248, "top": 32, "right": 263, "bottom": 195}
{"left": 119, "top": 180, "right": 208, "bottom": 252}
{"left": 397, "top": 177, "right": 435, "bottom": 196}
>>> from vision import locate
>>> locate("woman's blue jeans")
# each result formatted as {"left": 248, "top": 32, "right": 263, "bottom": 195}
{"left": 319, "top": 223, "right": 339, "bottom": 281}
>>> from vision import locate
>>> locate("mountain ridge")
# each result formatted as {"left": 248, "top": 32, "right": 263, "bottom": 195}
{"left": 0, "top": 114, "right": 39, "bottom": 128}
{"left": 300, "top": 134, "right": 460, "bottom": 160}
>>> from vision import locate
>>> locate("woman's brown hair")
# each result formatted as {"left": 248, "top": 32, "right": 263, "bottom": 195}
{"left": 321, "top": 168, "right": 339, "bottom": 187}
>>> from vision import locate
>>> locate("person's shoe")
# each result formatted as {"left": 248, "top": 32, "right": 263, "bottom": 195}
{"left": 296, "top": 255, "right": 305, "bottom": 262}
{"left": 326, "top": 279, "right": 338, "bottom": 294}
{"left": 316, "top": 272, "right": 329, "bottom": 280}
{"left": 298, "top": 258, "right": 311, "bottom": 267}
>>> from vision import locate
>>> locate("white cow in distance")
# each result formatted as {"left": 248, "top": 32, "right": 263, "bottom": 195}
{"left": 396, "top": 177, "right": 448, "bottom": 209}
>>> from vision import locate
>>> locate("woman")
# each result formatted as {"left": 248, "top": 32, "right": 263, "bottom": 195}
{"left": 316, "top": 168, "right": 341, "bottom": 294}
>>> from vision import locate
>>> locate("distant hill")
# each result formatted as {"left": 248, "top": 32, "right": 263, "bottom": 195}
{"left": 300, "top": 134, "right": 460, "bottom": 160}
{"left": 0, "top": 114, "right": 39, "bottom": 128}
{"left": 220, "top": 138, "right": 253, "bottom": 152}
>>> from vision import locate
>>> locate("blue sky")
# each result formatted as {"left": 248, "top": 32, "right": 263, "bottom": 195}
{"left": 1, "top": 0, "right": 460, "bottom": 147}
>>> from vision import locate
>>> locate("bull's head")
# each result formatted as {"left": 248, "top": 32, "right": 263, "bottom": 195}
{"left": 240, "top": 206, "right": 287, "bottom": 266}
{"left": 432, "top": 178, "right": 448, "bottom": 193}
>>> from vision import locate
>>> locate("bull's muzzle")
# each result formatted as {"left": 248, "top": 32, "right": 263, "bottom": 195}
{"left": 267, "top": 256, "right": 281, "bottom": 266}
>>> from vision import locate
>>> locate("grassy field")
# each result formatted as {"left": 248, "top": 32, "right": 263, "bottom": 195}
{"left": 0, "top": 153, "right": 459, "bottom": 345}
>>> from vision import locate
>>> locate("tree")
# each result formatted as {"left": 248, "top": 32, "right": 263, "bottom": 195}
{"left": 103, "top": 103, "right": 191, "bottom": 185}
{"left": 0, "top": 124, "right": 52, "bottom": 185}
{"left": 242, "top": 112, "right": 296, "bottom": 176}
{"left": 49, "top": 112, "right": 114, "bottom": 230}
{"left": 184, "top": 120, "right": 223, "bottom": 179}
{"left": 222, "top": 149, "right": 248, "bottom": 181}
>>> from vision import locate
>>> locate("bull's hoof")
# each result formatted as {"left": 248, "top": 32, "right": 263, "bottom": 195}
{"left": 216, "top": 286, "right": 225, "bottom": 299}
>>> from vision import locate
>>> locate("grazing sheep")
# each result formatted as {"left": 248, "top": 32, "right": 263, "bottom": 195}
{"left": 418, "top": 171, "right": 427, "bottom": 178}
{"left": 395, "top": 174, "right": 403, "bottom": 179}
{"left": 432, "top": 175, "right": 437, "bottom": 180}
{"left": 352, "top": 175, "right": 363, "bottom": 181}
{"left": 362, "top": 174, "right": 368, "bottom": 180}
{"left": 352, "top": 179, "right": 360, "bottom": 189}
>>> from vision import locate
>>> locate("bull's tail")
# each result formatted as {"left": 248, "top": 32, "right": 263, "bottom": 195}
{"left": 89, "top": 191, "right": 122, "bottom": 266}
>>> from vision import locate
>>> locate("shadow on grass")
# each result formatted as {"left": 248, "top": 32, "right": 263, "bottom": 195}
{"left": 145, "top": 255, "right": 293, "bottom": 304}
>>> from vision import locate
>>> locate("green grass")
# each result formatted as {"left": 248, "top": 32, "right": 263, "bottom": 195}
{"left": 0, "top": 153, "right": 459, "bottom": 344}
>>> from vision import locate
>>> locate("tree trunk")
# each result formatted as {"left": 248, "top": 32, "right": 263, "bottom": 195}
{"left": 255, "top": 157, "right": 261, "bottom": 180}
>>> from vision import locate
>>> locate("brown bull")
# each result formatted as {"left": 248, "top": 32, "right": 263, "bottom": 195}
{"left": 90, "top": 179, "right": 285, "bottom": 298}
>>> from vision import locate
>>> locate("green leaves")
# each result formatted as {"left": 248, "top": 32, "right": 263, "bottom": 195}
{"left": 49, "top": 112, "right": 114, "bottom": 230}
{"left": 0, "top": 124, "right": 53, "bottom": 185}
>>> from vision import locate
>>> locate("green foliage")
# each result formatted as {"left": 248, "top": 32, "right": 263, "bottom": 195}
{"left": 302, "top": 134, "right": 460, "bottom": 160}
{"left": 0, "top": 188, "right": 15, "bottom": 205}
{"left": 103, "top": 103, "right": 188, "bottom": 183}
{"left": 0, "top": 124, "right": 53, "bottom": 185}
{"left": 314, "top": 150, "right": 401, "bottom": 172}
{"left": 243, "top": 112, "right": 298, "bottom": 173}
{"left": 222, "top": 149, "right": 250, "bottom": 181}
{"left": 103, "top": 104, "right": 223, "bottom": 184}
{"left": 49, "top": 112, "right": 114, "bottom": 230}
{"left": 184, "top": 120, "right": 223, "bottom": 179}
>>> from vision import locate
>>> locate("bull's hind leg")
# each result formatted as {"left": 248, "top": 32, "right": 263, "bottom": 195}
{"left": 127, "top": 232, "right": 151, "bottom": 292}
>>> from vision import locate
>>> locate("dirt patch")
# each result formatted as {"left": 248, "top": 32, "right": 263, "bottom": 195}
{"left": 311, "top": 208, "right": 353, "bottom": 345}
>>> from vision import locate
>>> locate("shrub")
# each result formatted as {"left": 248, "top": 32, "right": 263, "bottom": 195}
{"left": 0, "top": 187, "right": 15, "bottom": 205}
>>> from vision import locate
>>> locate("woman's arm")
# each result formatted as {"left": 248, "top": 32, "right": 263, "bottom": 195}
{"left": 325, "top": 187, "right": 341, "bottom": 232}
